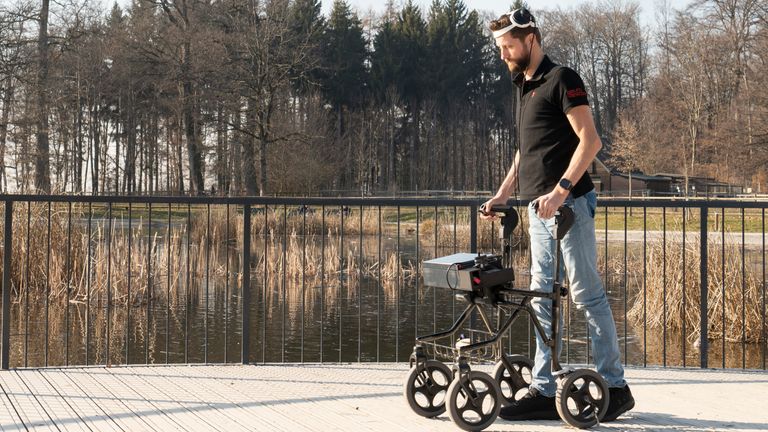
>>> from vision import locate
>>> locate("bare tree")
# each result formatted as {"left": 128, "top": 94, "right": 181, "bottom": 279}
{"left": 152, "top": 0, "right": 206, "bottom": 194}
{"left": 33, "top": 0, "right": 51, "bottom": 192}
{"left": 609, "top": 112, "right": 643, "bottom": 198}
{"left": 700, "top": 0, "right": 763, "bottom": 183}
{"left": 541, "top": 2, "right": 648, "bottom": 136}
{"left": 0, "top": 3, "right": 34, "bottom": 191}
{"left": 221, "top": 0, "right": 320, "bottom": 196}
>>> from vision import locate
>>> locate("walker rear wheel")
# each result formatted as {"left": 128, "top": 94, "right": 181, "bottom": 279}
{"left": 446, "top": 371, "right": 502, "bottom": 431}
{"left": 404, "top": 360, "right": 452, "bottom": 418}
{"left": 492, "top": 355, "right": 534, "bottom": 406}
{"left": 555, "top": 369, "right": 609, "bottom": 429}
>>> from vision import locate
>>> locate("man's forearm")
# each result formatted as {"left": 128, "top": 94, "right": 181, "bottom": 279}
{"left": 560, "top": 106, "right": 602, "bottom": 189}
{"left": 561, "top": 136, "right": 601, "bottom": 187}
{"left": 495, "top": 151, "right": 521, "bottom": 198}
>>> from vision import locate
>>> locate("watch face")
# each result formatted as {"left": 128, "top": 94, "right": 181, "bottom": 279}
{"left": 560, "top": 178, "right": 573, "bottom": 190}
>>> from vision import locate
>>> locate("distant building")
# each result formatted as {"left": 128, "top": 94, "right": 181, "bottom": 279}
{"left": 589, "top": 159, "right": 742, "bottom": 197}
{"left": 588, "top": 159, "right": 670, "bottom": 196}
{"left": 652, "top": 173, "right": 744, "bottom": 197}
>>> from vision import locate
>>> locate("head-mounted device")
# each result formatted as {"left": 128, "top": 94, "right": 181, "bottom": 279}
{"left": 491, "top": 8, "right": 537, "bottom": 38}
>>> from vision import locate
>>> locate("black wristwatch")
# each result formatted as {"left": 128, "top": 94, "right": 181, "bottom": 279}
{"left": 558, "top": 177, "right": 573, "bottom": 191}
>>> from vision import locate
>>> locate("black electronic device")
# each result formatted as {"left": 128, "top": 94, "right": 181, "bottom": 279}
{"left": 558, "top": 177, "right": 574, "bottom": 191}
{"left": 422, "top": 253, "right": 514, "bottom": 293}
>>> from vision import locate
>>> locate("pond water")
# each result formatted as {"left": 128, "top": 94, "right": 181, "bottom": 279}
{"left": 6, "top": 218, "right": 765, "bottom": 370}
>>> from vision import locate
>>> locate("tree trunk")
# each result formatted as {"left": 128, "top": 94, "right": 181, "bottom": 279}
{"left": 410, "top": 103, "right": 420, "bottom": 191}
{"left": 258, "top": 110, "right": 269, "bottom": 197}
{"left": 114, "top": 112, "right": 121, "bottom": 192}
{"left": 73, "top": 84, "right": 83, "bottom": 193}
{"left": 125, "top": 102, "right": 137, "bottom": 194}
{"left": 90, "top": 104, "right": 100, "bottom": 193}
{"left": 100, "top": 117, "right": 110, "bottom": 192}
{"left": 34, "top": 0, "right": 51, "bottom": 193}
{"left": 138, "top": 118, "right": 145, "bottom": 194}
{"left": 387, "top": 106, "right": 395, "bottom": 192}
{"left": 243, "top": 100, "right": 258, "bottom": 196}
{"left": 60, "top": 109, "right": 70, "bottom": 191}
{"left": 451, "top": 116, "right": 458, "bottom": 190}
{"left": 0, "top": 76, "right": 13, "bottom": 192}
{"left": 175, "top": 116, "right": 185, "bottom": 194}
{"left": 182, "top": 78, "right": 204, "bottom": 194}
{"left": 257, "top": 92, "right": 278, "bottom": 197}
{"left": 152, "top": 113, "right": 159, "bottom": 193}
{"left": 231, "top": 107, "right": 243, "bottom": 194}
{"left": 335, "top": 105, "right": 344, "bottom": 189}
{"left": 215, "top": 104, "right": 227, "bottom": 194}
{"left": 166, "top": 116, "right": 172, "bottom": 192}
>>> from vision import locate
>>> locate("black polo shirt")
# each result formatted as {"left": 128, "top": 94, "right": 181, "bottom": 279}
{"left": 514, "top": 55, "right": 594, "bottom": 199}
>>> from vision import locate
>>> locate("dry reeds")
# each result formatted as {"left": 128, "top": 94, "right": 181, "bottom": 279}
{"left": 256, "top": 230, "right": 418, "bottom": 322}
{"left": 7, "top": 203, "right": 217, "bottom": 307}
{"left": 627, "top": 232, "right": 764, "bottom": 344}
{"left": 419, "top": 215, "right": 529, "bottom": 250}
{"left": 239, "top": 206, "right": 383, "bottom": 237}
{"left": 4, "top": 202, "right": 423, "bottom": 307}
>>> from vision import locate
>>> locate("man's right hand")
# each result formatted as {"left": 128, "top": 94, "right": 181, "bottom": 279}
{"left": 479, "top": 196, "right": 509, "bottom": 221}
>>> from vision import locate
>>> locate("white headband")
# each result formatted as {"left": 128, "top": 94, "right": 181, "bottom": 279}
{"left": 492, "top": 24, "right": 515, "bottom": 38}
{"left": 492, "top": 13, "right": 537, "bottom": 38}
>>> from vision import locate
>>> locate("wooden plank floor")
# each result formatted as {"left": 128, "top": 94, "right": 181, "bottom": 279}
{"left": 0, "top": 364, "right": 766, "bottom": 431}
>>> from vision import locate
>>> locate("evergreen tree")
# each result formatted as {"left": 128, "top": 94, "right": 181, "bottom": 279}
{"left": 395, "top": 1, "right": 428, "bottom": 107}
{"left": 393, "top": 1, "right": 428, "bottom": 190}
{"left": 425, "top": 0, "right": 483, "bottom": 108}
{"left": 321, "top": 0, "right": 368, "bottom": 112}
{"left": 288, "top": 0, "right": 325, "bottom": 95}
{"left": 370, "top": 16, "right": 399, "bottom": 103}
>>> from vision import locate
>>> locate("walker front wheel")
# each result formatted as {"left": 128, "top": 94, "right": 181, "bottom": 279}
{"left": 492, "top": 354, "right": 534, "bottom": 406}
{"left": 555, "top": 369, "right": 609, "bottom": 429}
{"left": 446, "top": 371, "right": 502, "bottom": 431}
{"left": 404, "top": 360, "right": 452, "bottom": 418}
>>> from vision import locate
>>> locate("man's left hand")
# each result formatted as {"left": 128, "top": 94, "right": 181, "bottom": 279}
{"left": 534, "top": 189, "right": 568, "bottom": 219}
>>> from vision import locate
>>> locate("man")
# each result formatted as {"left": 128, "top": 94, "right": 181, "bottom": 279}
{"left": 481, "top": 8, "right": 635, "bottom": 422}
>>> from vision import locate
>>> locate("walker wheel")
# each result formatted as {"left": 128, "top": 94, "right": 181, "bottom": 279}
{"left": 404, "top": 360, "right": 452, "bottom": 418}
{"left": 555, "top": 369, "right": 609, "bottom": 429}
{"left": 492, "top": 355, "right": 534, "bottom": 406}
{"left": 446, "top": 371, "right": 502, "bottom": 431}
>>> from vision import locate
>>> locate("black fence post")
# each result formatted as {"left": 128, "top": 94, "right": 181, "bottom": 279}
{"left": 700, "top": 206, "right": 709, "bottom": 369}
{"left": 2, "top": 200, "right": 12, "bottom": 370}
{"left": 242, "top": 204, "right": 251, "bottom": 365}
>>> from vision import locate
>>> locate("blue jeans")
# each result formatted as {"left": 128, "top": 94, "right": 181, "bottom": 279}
{"left": 527, "top": 190, "right": 626, "bottom": 396}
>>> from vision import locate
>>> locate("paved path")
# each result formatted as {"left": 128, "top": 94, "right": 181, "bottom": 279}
{"left": 0, "top": 364, "right": 766, "bottom": 431}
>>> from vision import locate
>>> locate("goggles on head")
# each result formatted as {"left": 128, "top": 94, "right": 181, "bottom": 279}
{"left": 491, "top": 8, "right": 537, "bottom": 39}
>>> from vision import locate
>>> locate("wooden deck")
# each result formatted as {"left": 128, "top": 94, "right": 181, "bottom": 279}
{"left": 0, "top": 363, "right": 766, "bottom": 431}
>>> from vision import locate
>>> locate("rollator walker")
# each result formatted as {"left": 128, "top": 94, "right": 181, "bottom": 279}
{"left": 404, "top": 202, "right": 609, "bottom": 431}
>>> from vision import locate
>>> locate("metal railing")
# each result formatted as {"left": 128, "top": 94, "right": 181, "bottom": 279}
{"left": 599, "top": 199, "right": 766, "bottom": 370}
{"left": 0, "top": 195, "right": 765, "bottom": 371}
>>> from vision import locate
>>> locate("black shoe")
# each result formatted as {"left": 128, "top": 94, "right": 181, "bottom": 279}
{"left": 602, "top": 384, "right": 635, "bottom": 422}
{"left": 498, "top": 387, "right": 560, "bottom": 421}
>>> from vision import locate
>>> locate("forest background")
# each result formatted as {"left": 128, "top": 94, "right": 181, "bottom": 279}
{"left": 0, "top": 0, "right": 766, "bottom": 196}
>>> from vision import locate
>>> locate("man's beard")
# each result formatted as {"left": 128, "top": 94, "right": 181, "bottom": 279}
{"left": 507, "top": 50, "right": 531, "bottom": 74}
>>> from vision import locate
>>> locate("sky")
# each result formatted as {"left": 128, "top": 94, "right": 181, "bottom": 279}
{"left": 320, "top": 0, "right": 695, "bottom": 26}
{"left": 101, "top": 1, "right": 695, "bottom": 27}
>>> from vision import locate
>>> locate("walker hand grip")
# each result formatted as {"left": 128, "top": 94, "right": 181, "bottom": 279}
{"left": 481, "top": 198, "right": 519, "bottom": 215}
{"left": 478, "top": 203, "right": 511, "bottom": 215}
{"left": 532, "top": 201, "right": 574, "bottom": 240}
{"left": 554, "top": 206, "right": 574, "bottom": 240}
{"left": 479, "top": 201, "right": 519, "bottom": 238}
